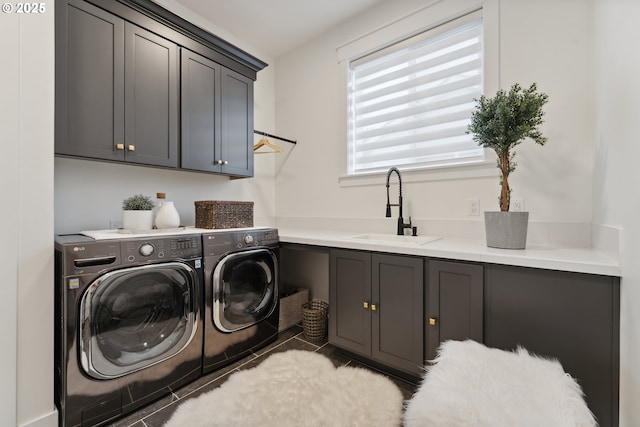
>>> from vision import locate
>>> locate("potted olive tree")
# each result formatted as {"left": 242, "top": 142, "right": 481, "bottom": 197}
{"left": 122, "top": 194, "right": 155, "bottom": 230}
{"left": 467, "top": 83, "right": 548, "bottom": 249}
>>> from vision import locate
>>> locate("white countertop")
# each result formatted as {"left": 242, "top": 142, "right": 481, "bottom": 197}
{"left": 278, "top": 229, "right": 621, "bottom": 277}
{"left": 81, "top": 226, "right": 271, "bottom": 240}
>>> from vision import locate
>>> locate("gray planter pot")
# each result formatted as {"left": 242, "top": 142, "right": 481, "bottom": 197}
{"left": 484, "top": 211, "right": 529, "bottom": 249}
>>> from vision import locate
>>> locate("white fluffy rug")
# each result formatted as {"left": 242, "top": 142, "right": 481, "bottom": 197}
{"left": 165, "top": 350, "right": 403, "bottom": 427}
{"left": 404, "top": 340, "right": 596, "bottom": 427}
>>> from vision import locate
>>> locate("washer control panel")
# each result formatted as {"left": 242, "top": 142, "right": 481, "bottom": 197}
{"left": 139, "top": 243, "right": 154, "bottom": 257}
{"left": 122, "top": 234, "right": 201, "bottom": 263}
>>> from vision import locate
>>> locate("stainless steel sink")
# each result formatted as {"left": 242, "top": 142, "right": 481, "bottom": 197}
{"left": 349, "top": 233, "right": 442, "bottom": 246}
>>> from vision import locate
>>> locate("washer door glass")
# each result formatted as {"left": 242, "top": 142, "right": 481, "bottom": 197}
{"left": 213, "top": 249, "right": 278, "bottom": 332}
{"left": 79, "top": 262, "right": 198, "bottom": 379}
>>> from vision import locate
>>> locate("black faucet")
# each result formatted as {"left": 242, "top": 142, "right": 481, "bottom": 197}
{"left": 385, "top": 167, "right": 412, "bottom": 236}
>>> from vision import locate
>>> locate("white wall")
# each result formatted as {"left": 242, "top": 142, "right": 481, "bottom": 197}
{"left": 1, "top": 8, "right": 21, "bottom": 427}
{"left": 273, "top": 0, "right": 595, "bottom": 238}
{"left": 54, "top": 150, "right": 277, "bottom": 233}
{"left": 1, "top": 1, "right": 56, "bottom": 426}
{"left": 593, "top": 1, "right": 640, "bottom": 425}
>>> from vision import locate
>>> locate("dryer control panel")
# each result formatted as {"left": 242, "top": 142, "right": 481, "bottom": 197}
{"left": 202, "top": 228, "right": 279, "bottom": 257}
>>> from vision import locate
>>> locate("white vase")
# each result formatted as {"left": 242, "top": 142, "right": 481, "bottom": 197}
{"left": 155, "top": 201, "right": 180, "bottom": 229}
{"left": 122, "top": 210, "right": 154, "bottom": 231}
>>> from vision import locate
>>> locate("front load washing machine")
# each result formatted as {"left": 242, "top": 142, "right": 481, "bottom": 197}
{"left": 201, "top": 228, "right": 280, "bottom": 373}
{"left": 54, "top": 232, "right": 203, "bottom": 426}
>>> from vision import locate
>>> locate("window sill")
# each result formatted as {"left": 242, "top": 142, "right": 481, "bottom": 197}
{"left": 338, "top": 159, "right": 498, "bottom": 187}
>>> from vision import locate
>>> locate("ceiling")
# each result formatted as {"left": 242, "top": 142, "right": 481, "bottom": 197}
{"left": 173, "top": 0, "right": 386, "bottom": 59}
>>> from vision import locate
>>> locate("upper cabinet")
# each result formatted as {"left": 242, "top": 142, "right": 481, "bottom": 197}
{"left": 124, "top": 22, "right": 179, "bottom": 167}
{"left": 55, "top": 0, "right": 125, "bottom": 162}
{"left": 180, "top": 49, "right": 221, "bottom": 173}
{"left": 220, "top": 68, "right": 254, "bottom": 177}
{"left": 55, "top": 0, "right": 267, "bottom": 177}
{"left": 124, "top": 23, "right": 179, "bottom": 167}
{"left": 180, "top": 52, "right": 254, "bottom": 177}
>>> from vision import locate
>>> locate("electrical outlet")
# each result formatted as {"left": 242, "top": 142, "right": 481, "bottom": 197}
{"left": 468, "top": 198, "right": 480, "bottom": 216}
{"left": 511, "top": 198, "right": 524, "bottom": 212}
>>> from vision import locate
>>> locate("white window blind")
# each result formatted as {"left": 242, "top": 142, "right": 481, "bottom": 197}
{"left": 348, "top": 11, "right": 484, "bottom": 175}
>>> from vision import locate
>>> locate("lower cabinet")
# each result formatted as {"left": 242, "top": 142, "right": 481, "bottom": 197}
{"left": 484, "top": 265, "right": 620, "bottom": 427}
{"left": 329, "top": 249, "right": 424, "bottom": 376}
{"left": 326, "top": 246, "right": 619, "bottom": 426}
{"left": 426, "top": 260, "right": 483, "bottom": 360}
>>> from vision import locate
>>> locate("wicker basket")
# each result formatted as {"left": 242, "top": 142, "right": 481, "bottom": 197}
{"left": 194, "top": 200, "right": 253, "bottom": 229}
{"left": 302, "top": 300, "right": 329, "bottom": 342}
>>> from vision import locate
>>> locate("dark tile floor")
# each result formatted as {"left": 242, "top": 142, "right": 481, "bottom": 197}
{"left": 109, "top": 325, "right": 418, "bottom": 427}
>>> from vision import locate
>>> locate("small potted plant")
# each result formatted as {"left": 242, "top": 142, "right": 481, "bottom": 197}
{"left": 467, "top": 83, "right": 549, "bottom": 249}
{"left": 122, "top": 194, "right": 155, "bottom": 230}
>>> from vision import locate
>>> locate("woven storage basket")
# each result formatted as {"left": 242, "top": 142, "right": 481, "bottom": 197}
{"left": 194, "top": 200, "right": 253, "bottom": 229}
{"left": 302, "top": 300, "right": 329, "bottom": 341}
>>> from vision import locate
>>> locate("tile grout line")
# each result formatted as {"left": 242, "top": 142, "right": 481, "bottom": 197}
{"left": 131, "top": 354, "right": 259, "bottom": 426}
{"left": 132, "top": 331, "right": 310, "bottom": 426}
{"left": 123, "top": 328, "right": 416, "bottom": 426}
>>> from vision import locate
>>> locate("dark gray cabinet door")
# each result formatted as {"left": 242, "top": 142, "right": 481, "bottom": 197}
{"left": 220, "top": 68, "right": 254, "bottom": 177}
{"left": 56, "top": 2, "right": 179, "bottom": 167}
{"left": 372, "top": 254, "right": 424, "bottom": 375}
{"left": 124, "top": 23, "right": 179, "bottom": 167}
{"left": 55, "top": 0, "right": 125, "bottom": 161}
{"left": 485, "top": 265, "right": 619, "bottom": 427}
{"left": 57, "top": 0, "right": 256, "bottom": 176}
{"left": 329, "top": 249, "right": 424, "bottom": 376}
{"left": 329, "top": 249, "right": 371, "bottom": 357}
{"left": 426, "top": 260, "right": 483, "bottom": 360}
{"left": 181, "top": 49, "right": 221, "bottom": 172}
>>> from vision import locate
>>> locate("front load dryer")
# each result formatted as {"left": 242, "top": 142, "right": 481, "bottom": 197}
{"left": 201, "top": 228, "right": 280, "bottom": 373}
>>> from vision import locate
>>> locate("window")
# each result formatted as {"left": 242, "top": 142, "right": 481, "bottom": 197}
{"left": 347, "top": 11, "right": 483, "bottom": 175}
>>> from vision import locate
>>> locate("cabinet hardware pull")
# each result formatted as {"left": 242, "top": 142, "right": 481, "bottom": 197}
{"left": 363, "top": 302, "right": 369, "bottom": 309}
{"left": 429, "top": 317, "right": 437, "bottom": 326}
{"left": 216, "top": 160, "right": 224, "bottom": 165}
{"left": 128, "top": 145, "right": 135, "bottom": 151}
{"left": 223, "top": 160, "right": 229, "bottom": 165}
{"left": 371, "top": 304, "right": 377, "bottom": 311}
{"left": 116, "top": 143, "right": 124, "bottom": 150}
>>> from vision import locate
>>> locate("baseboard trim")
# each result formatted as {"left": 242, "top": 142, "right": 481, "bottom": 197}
{"left": 19, "top": 409, "right": 57, "bottom": 427}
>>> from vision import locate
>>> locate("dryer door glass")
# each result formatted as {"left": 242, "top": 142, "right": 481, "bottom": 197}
{"left": 79, "top": 262, "right": 198, "bottom": 379}
{"left": 213, "top": 249, "right": 278, "bottom": 332}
